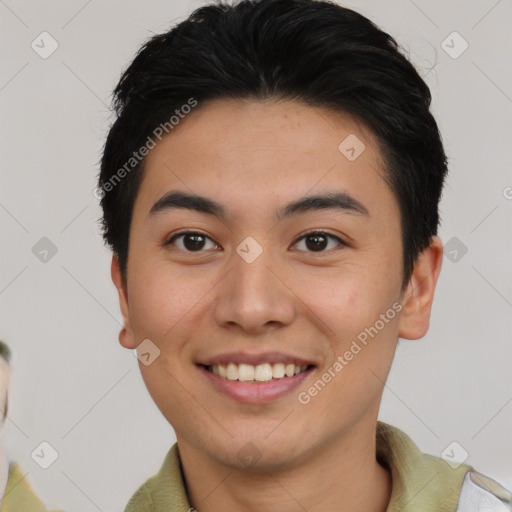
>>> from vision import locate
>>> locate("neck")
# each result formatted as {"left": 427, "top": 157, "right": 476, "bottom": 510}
{"left": 177, "top": 421, "right": 392, "bottom": 512}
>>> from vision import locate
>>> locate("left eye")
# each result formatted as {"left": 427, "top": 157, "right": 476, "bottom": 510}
{"left": 293, "top": 231, "right": 345, "bottom": 253}
{"left": 164, "top": 231, "right": 345, "bottom": 253}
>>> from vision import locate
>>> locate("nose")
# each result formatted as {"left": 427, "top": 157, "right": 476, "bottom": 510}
{"left": 211, "top": 245, "right": 296, "bottom": 335}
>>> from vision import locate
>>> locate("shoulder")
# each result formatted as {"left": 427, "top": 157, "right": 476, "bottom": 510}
{"left": 376, "top": 422, "right": 511, "bottom": 512}
{"left": 123, "top": 482, "right": 155, "bottom": 512}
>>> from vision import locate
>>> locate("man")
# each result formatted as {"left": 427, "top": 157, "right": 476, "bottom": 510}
{"left": 1, "top": 1, "right": 510, "bottom": 511}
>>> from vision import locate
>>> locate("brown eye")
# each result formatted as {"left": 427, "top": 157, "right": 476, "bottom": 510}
{"left": 293, "top": 231, "right": 345, "bottom": 253}
{"left": 165, "top": 231, "right": 218, "bottom": 252}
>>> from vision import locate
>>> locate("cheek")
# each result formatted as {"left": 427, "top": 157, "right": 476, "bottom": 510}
{"left": 312, "top": 279, "right": 400, "bottom": 406}
{"left": 312, "top": 269, "right": 400, "bottom": 352}
{"left": 126, "top": 261, "right": 200, "bottom": 341}
{"left": 318, "top": 272, "right": 380, "bottom": 326}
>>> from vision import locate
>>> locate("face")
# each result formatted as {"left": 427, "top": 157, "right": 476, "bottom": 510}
{"left": 112, "top": 98, "right": 442, "bottom": 469}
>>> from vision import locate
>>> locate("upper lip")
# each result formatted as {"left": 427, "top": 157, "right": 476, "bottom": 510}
{"left": 198, "top": 351, "right": 316, "bottom": 367}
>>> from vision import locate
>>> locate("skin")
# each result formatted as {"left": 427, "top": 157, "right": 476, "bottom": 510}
{"left": 111, "top": 98, "right": 443, "bottom": 512}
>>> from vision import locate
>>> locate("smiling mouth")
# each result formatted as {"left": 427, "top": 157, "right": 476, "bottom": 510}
{"left": 201, "top": 362, "right": 315, "bottom": 383}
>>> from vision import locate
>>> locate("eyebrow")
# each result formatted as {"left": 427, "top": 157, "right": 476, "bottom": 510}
{"left": 148, "top": 189, "right": 369, "bottom": 222}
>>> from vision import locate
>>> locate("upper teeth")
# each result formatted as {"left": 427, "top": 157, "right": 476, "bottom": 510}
{"left": 209, "top": 363, "right": 309, "bottom": 382}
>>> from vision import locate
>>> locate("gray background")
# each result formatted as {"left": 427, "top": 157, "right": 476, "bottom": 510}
{"left": 1, "top": 0, "right": 511, "bottom": 510}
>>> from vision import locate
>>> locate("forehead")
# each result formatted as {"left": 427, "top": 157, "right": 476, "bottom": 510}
{"left": 133, "top": 98, "right": 396, "bottom": 223}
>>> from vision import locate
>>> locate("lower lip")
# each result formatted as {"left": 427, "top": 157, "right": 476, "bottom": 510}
{"left": 197, "top": 365, "right": 315, "bottom": 404}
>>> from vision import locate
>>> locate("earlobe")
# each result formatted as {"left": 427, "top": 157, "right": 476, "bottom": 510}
{"left": 398, "top": 236, "right": 444, "bottom": 340}
{"left": 111, "top": 254, "right": 137, "bottom": 350}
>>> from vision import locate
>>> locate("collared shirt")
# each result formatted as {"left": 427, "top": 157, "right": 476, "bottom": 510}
{"left": 2, "top": 421, "right": 511, "bottom": 512}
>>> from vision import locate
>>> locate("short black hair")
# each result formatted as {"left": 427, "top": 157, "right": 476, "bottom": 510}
{"left": 98, "top": 0, "right": 447, "bottom": 288}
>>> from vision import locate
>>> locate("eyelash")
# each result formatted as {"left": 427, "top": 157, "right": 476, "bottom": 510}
{"left": 164, "top": 229, "right": 347, "bottom": 255}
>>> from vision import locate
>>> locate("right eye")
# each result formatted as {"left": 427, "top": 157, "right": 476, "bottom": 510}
{"left": 164, "top": 231, "right": 220, "bottom": 252}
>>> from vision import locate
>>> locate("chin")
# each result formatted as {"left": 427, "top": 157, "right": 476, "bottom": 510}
{"left": 207, "top": 431, "right": 310, "bottom": 470}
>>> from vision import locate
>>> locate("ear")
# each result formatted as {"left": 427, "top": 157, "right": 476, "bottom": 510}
{"left": 111, "top": 254, "right": 137, "bottom": 350}
{"left": 398, "top": 236, "right": 444, "bottom": 340}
